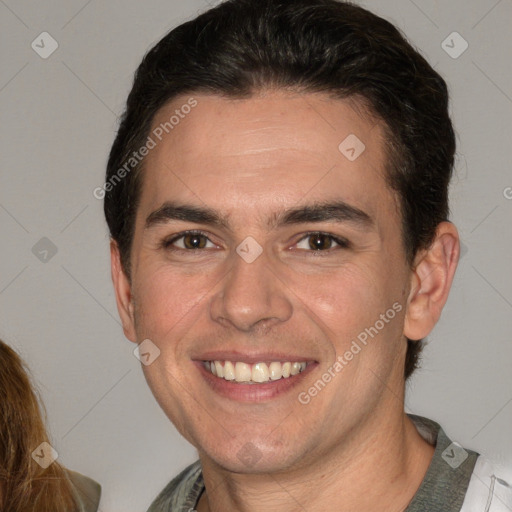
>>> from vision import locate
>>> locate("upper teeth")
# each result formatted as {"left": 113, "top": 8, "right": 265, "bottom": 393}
{"left": 204, "top": 360, "right": 307, "bottom": 383}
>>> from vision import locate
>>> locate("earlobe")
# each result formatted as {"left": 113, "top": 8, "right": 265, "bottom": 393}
{"left": 110, "top": 240, "right": 138, "bottom": 343}
{"left": 403, "top": 222, "right": 460, "bottom": 341}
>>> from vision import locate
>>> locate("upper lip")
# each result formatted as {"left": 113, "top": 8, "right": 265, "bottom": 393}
{"left": 192, "top": 351, "right": 317, "bottom": 364}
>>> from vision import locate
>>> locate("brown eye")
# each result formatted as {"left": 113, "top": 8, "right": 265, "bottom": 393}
{"left": 295, "top": 232, "right": 349, "bottom": 252}
{"left": 162, "top": 231, "right": 215, "bottom": 251}
{"left": 308, "top": 233, "right": 333, "bottom": 250}
{"left": 182, "top": 233, "right": 208, "bottom": 249}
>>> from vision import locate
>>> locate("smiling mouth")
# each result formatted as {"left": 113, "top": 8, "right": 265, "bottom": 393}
{"left": 203, "top": 360, "right": 308, "bottom": 384}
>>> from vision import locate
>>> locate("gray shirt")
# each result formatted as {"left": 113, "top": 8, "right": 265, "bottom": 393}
{"left": 67, "top": 470, "right": 102, "bottom": 512}
{"left": 147, "top": 415, "right": 479, "bottom": 511}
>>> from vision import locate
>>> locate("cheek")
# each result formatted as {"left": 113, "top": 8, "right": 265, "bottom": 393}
{"left": 293, "top": 262, "right": 390, "bottom": 337}
{"left": 293, "top": 261, "right": 406, "bottom": 384}
{"left": 131, "top": 247, "right": 405, "bottom": 357}
{"left": 131, "top": 262, "right": 212, "bottom": 345}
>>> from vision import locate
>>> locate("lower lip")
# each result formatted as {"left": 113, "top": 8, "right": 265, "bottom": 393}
{"left": 194, "top": 361, "right": 317, "bottom": 403}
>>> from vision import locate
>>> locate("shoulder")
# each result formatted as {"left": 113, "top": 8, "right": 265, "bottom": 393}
{"left": 66, "top": 469, "right": 102, "bottom": 512}
{"left": 147, "top": 460, "right": 203, "bottom": 512}
{"left": 406, "top": 414, "right": 479, "bottom": 511}
{"left": 460, "top": 456, "right": 512, "bottom": 512}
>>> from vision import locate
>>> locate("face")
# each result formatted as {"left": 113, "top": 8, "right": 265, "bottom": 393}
{"left": 115, "top": 91, "right": 416, "bottom": 474}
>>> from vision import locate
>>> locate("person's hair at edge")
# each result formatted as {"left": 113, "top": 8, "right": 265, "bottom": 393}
{"left": 0, "top": 340, "right": 78, "bottom": 512}
{"left": 104, "top": 0, "right": 456, "bottom": 380}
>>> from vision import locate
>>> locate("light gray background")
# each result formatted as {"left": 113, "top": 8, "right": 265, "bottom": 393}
{"left": 1, "top": 0, "right": 511, "bottom": 510}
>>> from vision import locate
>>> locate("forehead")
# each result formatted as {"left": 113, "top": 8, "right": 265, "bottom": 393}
{"left": 137, "top": 91, "right": 397, "bottom": 232}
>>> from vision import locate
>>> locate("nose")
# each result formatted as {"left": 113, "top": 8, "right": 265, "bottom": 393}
{"left": 210, "top": 246, "right": 293, "bottom": 333}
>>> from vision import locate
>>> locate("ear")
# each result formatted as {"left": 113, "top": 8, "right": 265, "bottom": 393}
{"left": 403, "top": 222, "right": 460, "bottom": 340}
{"left": 110, "top": 239, "right": 137, "bottom": 343}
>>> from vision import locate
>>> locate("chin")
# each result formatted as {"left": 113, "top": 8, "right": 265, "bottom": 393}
{"left": 199, "top": 437, "right": 305, "bottom": 475}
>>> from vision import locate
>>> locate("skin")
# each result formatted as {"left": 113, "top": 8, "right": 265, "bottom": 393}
{"left": 111, "top": 90, "right": 460, "bottom": 512}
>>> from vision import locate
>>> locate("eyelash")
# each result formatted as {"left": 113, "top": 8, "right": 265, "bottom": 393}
{"left": 160, "top": 230, "right": 350, "bottom": 255}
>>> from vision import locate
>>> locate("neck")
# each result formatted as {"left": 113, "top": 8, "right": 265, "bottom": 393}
{"left": 197, "top": 411, "right": 434, "bottom": 512}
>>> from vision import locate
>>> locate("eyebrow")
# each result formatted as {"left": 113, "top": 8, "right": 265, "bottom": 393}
{"left": 144, "top": 200, "right": 374, "bottom": 231}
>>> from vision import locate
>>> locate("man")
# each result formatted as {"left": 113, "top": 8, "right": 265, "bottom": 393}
{"left": 104, "top": 0, "right": 511, "bottom": 510}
